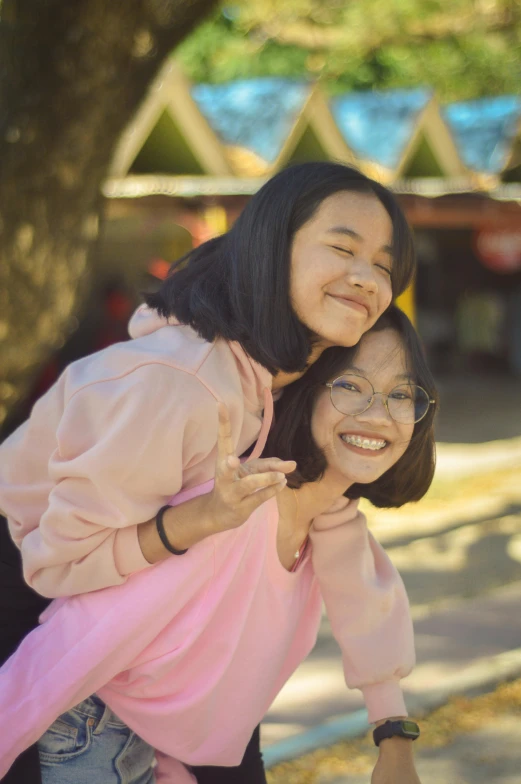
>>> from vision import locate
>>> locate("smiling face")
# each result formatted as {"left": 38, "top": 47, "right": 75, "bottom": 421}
{"left": 290, "top": 190, "right": 394, "bottom": 353}
{"left": 310, "top": 328, "right": 415, "bottom": 489}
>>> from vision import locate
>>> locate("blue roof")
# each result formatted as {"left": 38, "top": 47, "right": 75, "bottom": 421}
{"left": 443, "top": 96, "right": 521, "bottom": 173}
{"left": 191, "top": 79, "right": 311, "bottom": 164}
{"left": 331, "top": 89, "right": 432, "bottom": 169}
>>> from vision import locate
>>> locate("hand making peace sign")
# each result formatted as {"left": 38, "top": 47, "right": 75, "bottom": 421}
{"left": 206, "top": 403, "right": 297, "bottom": 533}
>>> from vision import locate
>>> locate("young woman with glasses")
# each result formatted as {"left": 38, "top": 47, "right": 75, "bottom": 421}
{"left": 0, "top": 306, "right": 436, "bottom": 784}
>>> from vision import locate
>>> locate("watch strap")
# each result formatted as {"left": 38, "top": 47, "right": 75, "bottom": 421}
{"left": 373, "top": 719, "right": 420, "bottom": 747}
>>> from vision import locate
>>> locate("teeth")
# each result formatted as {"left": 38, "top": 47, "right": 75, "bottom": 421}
{"left": 341, "top": 434, "right": 387, "bottom": 451}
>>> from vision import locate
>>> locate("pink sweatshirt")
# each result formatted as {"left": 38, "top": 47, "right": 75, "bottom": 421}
{"left": 0, "top": 307, "right": 274, "bottom": 597}
{"left": 0, "top": 483, "right": 415, "bottom": 779}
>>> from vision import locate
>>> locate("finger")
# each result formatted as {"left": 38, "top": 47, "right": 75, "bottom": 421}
{"left": 216, "top": 453, "right": 241, "bottom": 483}
{"left": 235, "top": 471, "right": 287, "bottom": 499}
{"left": 239, "top": 458, "right": 297, "bottom": 477}
{"left": 241, "top": 481, "right": 287, "bottom": 517}
{"left": 216, "top": 402, "right": 236, "bottom": 464}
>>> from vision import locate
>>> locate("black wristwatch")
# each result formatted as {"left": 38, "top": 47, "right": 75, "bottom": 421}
{"left": 373, "top": 719, "right": 420, "bottom": 747}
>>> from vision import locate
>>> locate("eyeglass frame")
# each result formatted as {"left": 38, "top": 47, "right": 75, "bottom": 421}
{"left": 325, "top": 373, "right": 436, "bottom": 425}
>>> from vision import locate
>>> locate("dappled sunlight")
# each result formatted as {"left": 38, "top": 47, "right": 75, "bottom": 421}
{"left": 391, "top": 514, "right": 521, "bottom": 574}
{"left": 506, "top": 533, "right": 521, "bottom": 565}
{"left": 390, "top": 523, "right": 484, "bottom": 573}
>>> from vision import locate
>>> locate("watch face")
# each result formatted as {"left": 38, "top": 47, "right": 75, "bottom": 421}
{"left": 401, "top": 721, "right": 420, "bottom": 736}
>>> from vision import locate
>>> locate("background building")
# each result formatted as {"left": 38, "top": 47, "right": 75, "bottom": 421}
{"left": 98, "top": 60, "right": 521, "bottom": 379}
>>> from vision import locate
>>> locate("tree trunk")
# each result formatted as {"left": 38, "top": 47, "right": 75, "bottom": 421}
{"left": 0, "top": 0, "right": 217, "bottom": 427}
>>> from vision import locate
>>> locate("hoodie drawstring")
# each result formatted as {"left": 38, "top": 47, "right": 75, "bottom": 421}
{"left": 247, "top": 388, "right": 274, "bottom": 461}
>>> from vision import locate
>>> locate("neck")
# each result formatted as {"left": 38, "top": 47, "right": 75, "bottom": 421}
{"left": 272, "top": 369, "right": 306, "bottom": 391}
{"left": 272, "top": 343, "right": 327, "bottom": 391}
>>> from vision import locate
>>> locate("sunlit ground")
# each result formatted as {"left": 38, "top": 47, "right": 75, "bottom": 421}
{"left": 365, "top": 456, "right": 521, "bottom": 611}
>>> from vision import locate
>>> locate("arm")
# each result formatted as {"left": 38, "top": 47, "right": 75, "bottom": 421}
{"left": 371, "top": 730, "right": 421, "bottom": 784}
{"left": 138, "top": 403, "right": 294, "bottom": 563}
{"left": 20, "top": 367, "right": 293, "bottom": 598}
{"left": 20, "top": 364, "right": 217, "bottom": 597}
{"left": 310, "top": 506, "right": 415, "bottom": 722}
{"left": 310, "top": 506, "right": 420, "bottom": 783}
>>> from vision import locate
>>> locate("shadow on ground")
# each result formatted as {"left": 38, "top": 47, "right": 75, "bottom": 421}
{"left": 434, "top": 375, "right": 521, "bottom": 443}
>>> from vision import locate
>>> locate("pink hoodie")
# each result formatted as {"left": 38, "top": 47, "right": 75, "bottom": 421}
{"left": 0, "top": 482, "right": 415, "bottom": 780}
{"left": 0, "top": 307, "right": 274, "bottom": 597}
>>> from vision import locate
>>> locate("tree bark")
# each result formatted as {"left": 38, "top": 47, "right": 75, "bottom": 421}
{"left": 0, "top": 0, "right": 217, "bottom": 427}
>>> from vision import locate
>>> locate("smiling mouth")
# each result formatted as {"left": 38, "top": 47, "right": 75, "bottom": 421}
{"left": 328, "top": 295, "right": 369, "bottom": 315}
{"left": 340, "top": 434, "right": 388, "bottom": 452}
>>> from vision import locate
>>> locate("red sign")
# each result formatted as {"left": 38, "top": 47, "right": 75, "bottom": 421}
{"left": 475, "top": 230, "right": 521, "bottom": 273}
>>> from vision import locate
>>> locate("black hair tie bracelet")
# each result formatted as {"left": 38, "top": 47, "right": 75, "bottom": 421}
{"left": 156, "top": 505, "right": 188, "bottom": 555}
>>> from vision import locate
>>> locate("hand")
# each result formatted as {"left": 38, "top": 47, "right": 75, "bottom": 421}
{"left": 204, "top": 403, "right": 296, "bottom": 533}
{"left": 371, "top": 740, "right": 421, "bottom": 784}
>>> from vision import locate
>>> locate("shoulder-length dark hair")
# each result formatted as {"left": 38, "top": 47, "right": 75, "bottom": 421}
{"left": 144, "top": 162, "right": 415, "bottom": 375}
{"left": 264, "top": 305, "right": 438, "bottom": 508}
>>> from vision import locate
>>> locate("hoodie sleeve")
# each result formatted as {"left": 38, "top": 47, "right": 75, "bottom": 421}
{"left": 20, "top": 363, "right": 220, "bottom": 597}
{"left": 309, "top": 500, "right": 415, "bottom": 723}
{"left": 0, "top": 538, "right": 214, "bottom": 779}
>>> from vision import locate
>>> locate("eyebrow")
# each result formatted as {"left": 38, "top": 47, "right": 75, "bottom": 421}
{"left": 327, "top": 226, "right": 393, "bottom": 256}
{"left": 347, "top": 366, "right": 413, "bottom": 383}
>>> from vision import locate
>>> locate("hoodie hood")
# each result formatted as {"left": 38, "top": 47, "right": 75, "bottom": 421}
{"left": 128, "top": 304, "right": 172, "bottom": 339}
{"left": 128, "top": 305, "right": 273, "bottom": 407}
{"left": 128, "top": 305, "right": 274, "bottom": 461}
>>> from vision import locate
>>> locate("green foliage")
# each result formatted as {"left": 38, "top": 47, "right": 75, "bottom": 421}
{"left": 175, "top": 13, "right": 309, "bottom": 83}
{"left": 176, "top": 1, "right": 521, "bottom": 100}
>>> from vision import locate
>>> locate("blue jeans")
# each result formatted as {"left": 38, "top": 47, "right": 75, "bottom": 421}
{"left": 37, "top": 695, "right": 156, "bottom": 784}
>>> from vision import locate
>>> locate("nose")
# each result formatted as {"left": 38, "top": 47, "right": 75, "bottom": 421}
{"left": 355, "top": 393, "right": 393, "bottom": 427}
{"left": 345, "top": 258, "right": 378, "bottom": 294}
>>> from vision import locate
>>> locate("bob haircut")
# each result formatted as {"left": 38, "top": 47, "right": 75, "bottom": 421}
{"left": 264, "top": 305, "right": 438, "bottom": 508}
{"left": 144, "top": 162, "right": 416, "bottom": 375}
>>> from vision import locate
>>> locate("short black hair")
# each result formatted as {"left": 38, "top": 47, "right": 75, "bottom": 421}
{"left": 264, "top": 305, "right": 438, "bottom": 508}
{"left": 144, "top": 162, "right": 416, "bottom": 375}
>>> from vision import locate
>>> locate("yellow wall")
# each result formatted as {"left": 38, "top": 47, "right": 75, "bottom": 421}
{"left": 396, "top": 281, "right": 416, "bottom": 325}
{"left": 203, "top": 205, "right": 228, "bottom": 237}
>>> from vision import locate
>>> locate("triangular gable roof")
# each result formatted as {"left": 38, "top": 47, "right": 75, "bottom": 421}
{"left": 283, "top": 87, "right": 356, "bottom": 167}
{"left": 502, "top": 135, "right": 521, "bottom": 182}
{"left": 330, "top": 88, "right": 466, "bottom": 182}
{"left": 331, "top": 89, "right": 432, "bottom": 174}
{"left": 398, "top": 95, "right": 467, "bottom": 179}
{"left": 443, "top": 96, "right": 521, "bottom": 174}
{"left": 109, "top": 60, "right": 231, "bottom": 178}
{"left": 191, "top": 78, "right": 321, "bottom": 175}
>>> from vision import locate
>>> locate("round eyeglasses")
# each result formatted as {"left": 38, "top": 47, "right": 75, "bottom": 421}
{"left": 326, "top": 374, "right": 436, "bottom": 425}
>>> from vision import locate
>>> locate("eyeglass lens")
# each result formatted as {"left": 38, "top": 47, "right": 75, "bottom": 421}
{"left": 330, "top": 374, "right": 430, "bottom": 424}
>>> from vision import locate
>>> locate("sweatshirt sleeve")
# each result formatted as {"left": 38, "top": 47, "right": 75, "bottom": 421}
{"left": 310, "top": 502, "right": 415, "bottom": 723}
{"left": 21, "top": 363, "right": 220, "bottom": 597}
{"left": 0, "top": 540, "right": 214, "bottom": 778}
